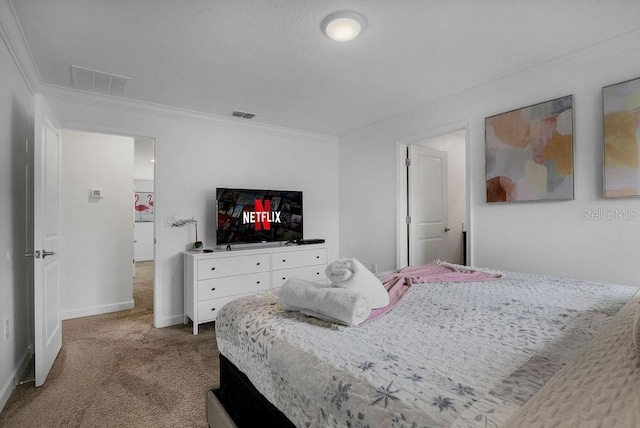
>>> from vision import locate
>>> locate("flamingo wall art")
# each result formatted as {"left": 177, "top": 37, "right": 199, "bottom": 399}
{"left": 134, "top": 192, "right": 154, "bottom": 222}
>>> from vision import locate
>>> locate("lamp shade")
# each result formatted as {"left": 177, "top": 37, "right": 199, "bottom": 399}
{"left": 321, "top": 11, "right": 366, "bottom": 41}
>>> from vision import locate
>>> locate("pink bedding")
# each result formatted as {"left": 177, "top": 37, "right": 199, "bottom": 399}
{"left": 363, "top": 263, "right": 502, "bottom": 324}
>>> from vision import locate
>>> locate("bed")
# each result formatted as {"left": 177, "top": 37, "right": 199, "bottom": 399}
{"left": 208, "top": 266, "right": 640, "bottom": 427}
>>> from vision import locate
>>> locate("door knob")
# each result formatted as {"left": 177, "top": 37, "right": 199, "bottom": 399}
{"left": 42, "top": 250, "right": 57, "bottom": 258}
{"left": 444, "top": 227, "right": 451, "bottom": 232}
{"left": 26, "top": 250, "right": 56, "bottom": 258}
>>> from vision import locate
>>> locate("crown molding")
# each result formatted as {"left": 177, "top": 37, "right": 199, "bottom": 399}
{"left": 40, "top": 83, "right": 338, "bottom": 144}
{"left": 0, "top": 0, "right": 42, "bottom": 94}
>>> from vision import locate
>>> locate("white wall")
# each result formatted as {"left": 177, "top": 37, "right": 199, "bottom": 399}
{"left": 0, "top": 26, "right": 34, "bottom": 411}
{"left": 47, "top": 97, "right": 340, "bottom": 328}
{"left": 59, "top": 130, "right": 135, "bottom": 319}
{"left": 134, "top": 138, "right": 154, "bottom": 180}
{"left": 340, "top": 30, "right": 640, "bottom": 286}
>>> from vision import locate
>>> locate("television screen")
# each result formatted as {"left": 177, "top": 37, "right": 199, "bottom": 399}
{"left": 216, "top": 188, "right": 303, "bottom": 245}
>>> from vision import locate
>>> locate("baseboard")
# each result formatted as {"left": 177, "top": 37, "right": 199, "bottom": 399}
{"left": 61, "top": 300, "right": 135, "bottom": 320}
{"left": 0, "top": 348, "right": 32, "bottom": 414}
{"left": 154, "top": 314, "right": 186, "bottom": 328}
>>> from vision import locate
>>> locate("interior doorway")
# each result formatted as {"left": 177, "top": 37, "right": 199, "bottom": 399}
{"left": 58, "top": 130, "right": 155, "bottom": 321}
{"left": 397, "top": 128, "right": 468, "bottom": 268}
{"left": 132, "top": 137, "right": 155, "bottom": 319}
{"left": 133, "top": 137, "right": 155, "bottom": 267}
{"left": 25, "top": 124, "right": 157, "bottom": 387}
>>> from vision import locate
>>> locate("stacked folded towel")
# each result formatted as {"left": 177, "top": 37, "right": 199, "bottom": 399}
{"left": 277, "top": 258, "right": 390, "bottom": 326}
{"left": 278, "top": 278, "right": 370, "bottom": 326}
{"left": 325, "top": 258, "right": 390, "bottom": 309}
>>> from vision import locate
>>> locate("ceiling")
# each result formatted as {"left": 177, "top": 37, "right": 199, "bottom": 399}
{"left": 8, "top": 0, "right": 640, "bottom": 137}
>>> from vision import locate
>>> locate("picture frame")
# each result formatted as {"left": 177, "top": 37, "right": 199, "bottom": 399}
{"left": 134, "top": 191, "right": 154, "bottom": 222}
{"left": 485, "top": 95, "right": 574, "bottom": 203}
{"left": 602, "top": 76, "right": 640, "bottom": 198}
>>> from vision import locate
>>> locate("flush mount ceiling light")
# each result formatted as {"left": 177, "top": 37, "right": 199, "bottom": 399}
{"left": 321, "top": 11, "right": 366, "bottom": 41}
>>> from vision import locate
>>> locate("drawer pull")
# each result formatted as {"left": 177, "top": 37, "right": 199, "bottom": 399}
{"left": 256, "top": 262, "right": 261, "bottom": 265}
{"left": 282, "top": 259, "right": 286, "bottom": 262}
{"left": 256, "top": 281, "right": 261, "bottom": 284}
{"left": 316, "top": 256, "right": 320, "bottom": 259}
{"left": 282, "top": 277, "right": 286, "bottom": 280}
{"left": 211, "top": 308, "right": 216, "bottom": 311}
{"left": 211, "top": 267, "right": 216, "bottom": 270}
{"left": 316, "top": 272, "right": 320, "bottom": 275}
{"left": 211, "top": 287, "right": 216, "bottom": 291}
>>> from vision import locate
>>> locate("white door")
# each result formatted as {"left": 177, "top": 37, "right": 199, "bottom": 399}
{"left": 32, "top": 94, "right": 62, "bottom": 386}
{"left": 408, "top": 145, "right": 449, "bottom": 266}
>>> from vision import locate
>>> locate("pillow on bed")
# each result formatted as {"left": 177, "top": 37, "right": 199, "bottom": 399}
{"left": 633, "top": 306, "right": 640, "bottom": 359}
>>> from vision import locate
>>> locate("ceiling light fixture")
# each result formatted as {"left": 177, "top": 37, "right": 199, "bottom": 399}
{"left": 321, "top": 11, "right": 366, "bottom": 42}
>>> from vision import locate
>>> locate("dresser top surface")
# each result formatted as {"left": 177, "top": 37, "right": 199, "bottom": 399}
{"left": 184, "top": 243, "right": 326, "bottom": 259}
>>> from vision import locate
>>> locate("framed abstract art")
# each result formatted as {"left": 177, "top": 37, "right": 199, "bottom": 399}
{"left": 485, "top": 95, "right": 574, "bottom": 203}
{"left": 603, "top": 76, "right": 640, "bottom": 198}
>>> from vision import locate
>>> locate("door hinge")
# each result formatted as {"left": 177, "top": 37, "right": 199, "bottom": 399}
{"left": 405, "top": 158, "right": 411, "bottom": 167}
{"left": 406, "top": 216, "right": 411, "bottom": 224}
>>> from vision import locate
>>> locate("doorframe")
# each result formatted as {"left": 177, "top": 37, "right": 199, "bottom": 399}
{"left": 396, "top": 120, "right": 472, "bottom": 269}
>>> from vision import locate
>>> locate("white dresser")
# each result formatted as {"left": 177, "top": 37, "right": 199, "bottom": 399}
{"left": 184, "top": 244, "right": 327, "bottom": 334}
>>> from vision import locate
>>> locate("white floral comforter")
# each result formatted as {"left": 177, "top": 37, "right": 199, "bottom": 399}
{"left": 215, "top": 271, "right": 638, "bottom": 428}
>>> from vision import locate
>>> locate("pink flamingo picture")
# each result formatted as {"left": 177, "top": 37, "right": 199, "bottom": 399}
{"left": 147, "top": 194, "right": 154, "bottom": 207}
{"left": 134, "top": 194, "right": 149, "bottom": 212}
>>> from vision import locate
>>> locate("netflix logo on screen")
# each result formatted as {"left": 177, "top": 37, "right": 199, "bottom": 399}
{"left": 216, "top": 188, "right": 303, "bottom": 245}
{"left": 242, "top": 200, "right": 282, "bottom": 230}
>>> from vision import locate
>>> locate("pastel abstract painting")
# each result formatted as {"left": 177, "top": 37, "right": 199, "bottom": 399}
{"left": 603, "top": 77, "right": 640, "bottom": 198}
{"left": 485, "top": 95, "right": 574, "bottom": 202}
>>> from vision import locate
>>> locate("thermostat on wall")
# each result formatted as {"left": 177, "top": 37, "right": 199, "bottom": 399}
{"left": 90, "top": 188, "right": 103, "bottom": 198}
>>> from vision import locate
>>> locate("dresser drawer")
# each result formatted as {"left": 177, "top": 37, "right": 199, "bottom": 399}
{"left": 197, "top": 295, "right": 248, "bottom": 323}
{"left": 272, "top": 248, "right": 327, "bottom": 271}
{"left": 271, "top": 265, "right": 327, "bottom": 289}
{"left": 198, "top": 272, "right": 270, "bottom": 300}
{"left": 198, "top": 254, "right": 270, "bottom": 279}
{"left": 185, "top": 245, "right": 327, "bottom": 334}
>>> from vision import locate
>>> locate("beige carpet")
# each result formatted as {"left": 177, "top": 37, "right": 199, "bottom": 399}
{"left": 0, "top": 261, "right": 219, "bottom": 428}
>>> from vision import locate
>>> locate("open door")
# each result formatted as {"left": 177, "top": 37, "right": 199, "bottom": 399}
{"left": 408, "top": 145, "right": 449, "bottom": 266}
{"left": 31, "top": 94, "right": 62, "bottom": 386}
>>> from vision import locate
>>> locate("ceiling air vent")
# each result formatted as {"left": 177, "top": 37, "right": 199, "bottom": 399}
{"left": 71, "top": 65, "right": 130, "bottom": 93}
{"left": 230, "top": 110, "right": 256, "bottom": 119}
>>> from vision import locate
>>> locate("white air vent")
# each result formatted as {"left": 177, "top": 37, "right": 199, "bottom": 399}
{"left": 230, "top": 110, "right": 256, "bottom": 119}
{"left": 71, "top": 65, "right": 130, "bottom": 93}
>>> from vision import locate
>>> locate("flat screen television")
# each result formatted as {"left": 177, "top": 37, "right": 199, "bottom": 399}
{"left": 216, "top": 188, "right": 303, "bottom": 245}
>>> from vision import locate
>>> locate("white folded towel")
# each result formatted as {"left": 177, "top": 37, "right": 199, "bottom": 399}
{"left": 278, "top": 278, "right": 371, "bottom": 326}
{"left": 325, "top": 258, "right": 357, "bottom": 283}
{"left": 325, "top": 258, "right": 390, "bottom": 309}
